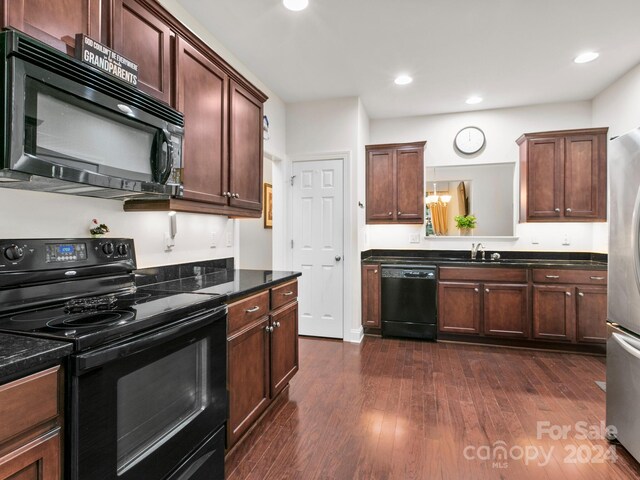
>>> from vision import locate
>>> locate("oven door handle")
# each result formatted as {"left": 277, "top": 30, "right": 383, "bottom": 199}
{"left": 73, "top": 306, "right": 226, "bottom": 374}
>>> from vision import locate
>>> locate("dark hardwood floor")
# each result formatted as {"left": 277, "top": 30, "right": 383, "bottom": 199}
{"left": 225, "top": 336, "right": 640, "bottom": 479}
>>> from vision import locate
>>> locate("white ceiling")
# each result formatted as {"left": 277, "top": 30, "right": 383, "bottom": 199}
{"left": 177, "top": 0, "right": 640, "bottom": 119}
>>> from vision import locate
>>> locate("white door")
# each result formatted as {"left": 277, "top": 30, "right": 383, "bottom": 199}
{"left": 292, "top": 159, "right": 344, "bottom": 338}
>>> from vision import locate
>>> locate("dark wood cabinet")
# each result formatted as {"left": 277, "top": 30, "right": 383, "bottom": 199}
{"left": 270, "top": 301, "right": 299, "bottom": 397}
{"left": 226, "top": 280, "right": 299, "bottom": 449}
{"left": 517, "top": 128, "right": 607, "bottom": 222}
{"left": 532, "top": 285, "right": 575, "bottom": 342}
{"left": 438, "top": 282, "right": 481, "bottom": 335}
{"left": 483, "top": 284, "right": 529, "bottom": 338}
{"left": 176, "top": 36, "right": 228, "bottom": 205}
{"left": 361, "top": 264, "right": 381, "bottom": 328}
{"left": 227, "top": 315, "right": 270, "bottom": 448}
{"left": 1, "top": 0, "right": 104, "bottom": 55}
{"left": 576, "top": 286, "right": 607, "bottom": 343}
{"left": 228, "top": 80, "right": 263, "bottom": 212}
{"left": 366, "top": 142, "right": 425, "bottom": 224}
{"left": 112, "top": 0, "right": 172, "bottom": 104}
{"left": 0, "top": 367, "right": 63, "bottom": 480}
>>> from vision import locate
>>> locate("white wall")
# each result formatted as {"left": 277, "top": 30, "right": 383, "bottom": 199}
{"left": 286, "top": 97, "right": 368, "bottom": 342}
{"left": 0, "top": 188, "right": 235, "bottom": 268}
{"left": 239, "top": 157, "right": 273, "bottom": 270}
{"left": 367, "top": 101, "right": 609, "bottom": 253}
{"left": 592, "top": 64, "right": 640, "bottom": 139}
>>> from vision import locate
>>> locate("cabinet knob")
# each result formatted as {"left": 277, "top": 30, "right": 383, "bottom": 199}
{"left": 265, "top": 325, "right": 273, "bottom": 333}
{"left": 223, "top": 191, "right": 231, "bottom": 198}
{"left": 554, "top": 208, "right": 560, "bottom": 213}
{"left": 566, "top": 292, "right": 572, "bottom": 296}
{"left": 233, "top": 193, "right": 240, "bottom": 198}
{"left": 388, "top": 212, "right": 393, "bottom": 216}
{"left": 374, "top": 269, "right": 378, "bottom": 273}
{"left": 398, "top": 211, "right": 402, "bottom": 215}
{"left": 485, "top": 288, "right": 490, "bottom": 293}
{"left": 474, "top": 288, "right": 479, "bottom": 292}
{"left": 275, "top": 321, "right": 281, "bottom": 328}
{"left": 566, "top": 208, "right": 572, "bottom": 213}
{"left": 578, "top": 292, "right": 584, "bottom": 297}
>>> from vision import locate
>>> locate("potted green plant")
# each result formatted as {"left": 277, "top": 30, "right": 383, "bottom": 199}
{"left": 454, "top": 214, "right": 477, "bottom": 236}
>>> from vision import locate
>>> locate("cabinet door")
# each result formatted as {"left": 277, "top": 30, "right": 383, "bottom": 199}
{"left": 564, "top": 134, "right": 604, "bottom": 219}
{"left": 532, "top": 285, "right": 575, "bottom": 342}
{"left": 2, "top": 0, "right": 102, "bottom": 54}
{"left": 176, "top": 36, "right": 228, "bottom": 205}
{"left": 438, "top": 282, "right": 481, "bottom": 335}
{"left": 227, "top": 317, "right": 270, "bottom": 448}
{"left": 0, "top": 430, "right": 60, "bottom": 479}
{"left": 361, "top": 264, "right": 381, "bottom": 328}
{"left": 366, "top": 149, "right": 395, "bottom": 222}
{"left": 228, "top": 80, "right": 263, "bottom": 211}
{"left": 270, "top": 302, "right": 299, "bottom": 398}
{"left": 526, "top": 138, "right": 563, "bottom": 219}
{"left": 576, "top": 286, "right": 607, "bottom": 344}
{"left": 112, "top": 0, "right": 172, "bottom": 104}
{"left": 483, "top": 284, "right": 529, "bottom": 338}
{"left": 395, "top": 147, "right": 424, "bottom": 222}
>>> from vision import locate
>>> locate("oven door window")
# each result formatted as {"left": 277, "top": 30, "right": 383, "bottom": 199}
{"left": 116, "top": 339, "right": 209, "bottom": 475}
{"left": 24, "top": 78, "right": 157, "bottom": 182}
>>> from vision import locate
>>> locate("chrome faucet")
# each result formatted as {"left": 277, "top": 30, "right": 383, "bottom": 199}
{"left": 471, "top": 243, "right": 485, "bottom": 261}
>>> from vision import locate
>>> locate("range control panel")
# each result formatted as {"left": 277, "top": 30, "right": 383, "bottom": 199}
{"left": 0, "top": 238, "right": 136, "bottom": 272}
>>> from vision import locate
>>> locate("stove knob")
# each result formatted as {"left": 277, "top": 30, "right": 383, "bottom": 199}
{"left": 116, "top": 243, "right": 129, "bottom": 256}
{"left": 4, "top": 244, "right": 24, "bottom": 261}
{"left": 102, "top": 242, "right": 114, "bottom": 255}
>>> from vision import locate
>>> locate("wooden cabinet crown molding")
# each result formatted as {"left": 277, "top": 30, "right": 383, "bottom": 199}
{"left": 516, "top": 127, "right": 609, "bottom": 145}
{"left": 365, "top": 140, "right": 426, "bottom": 151}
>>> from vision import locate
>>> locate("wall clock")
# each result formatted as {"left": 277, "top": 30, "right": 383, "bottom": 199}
{"left": 454, "top": 126, "right": 485, "bottom": 155}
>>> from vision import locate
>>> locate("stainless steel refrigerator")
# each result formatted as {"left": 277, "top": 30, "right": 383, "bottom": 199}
{"left": 607, "top": 127, "right": 640, "bottom": 462}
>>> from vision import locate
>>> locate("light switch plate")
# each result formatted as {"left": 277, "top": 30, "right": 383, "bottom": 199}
{"left": 409, "top": 233, "right": 420, "bottom": 244}
{"left": 562, "top": 234, "right": 570, "bottom": 246}
{"left": 226, "top": 231, "right": 233, "bottom": 247}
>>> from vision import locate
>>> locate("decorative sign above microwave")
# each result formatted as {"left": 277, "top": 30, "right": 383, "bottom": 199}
{"left": 75, "top": 34, "right": 138, "bottom": 87}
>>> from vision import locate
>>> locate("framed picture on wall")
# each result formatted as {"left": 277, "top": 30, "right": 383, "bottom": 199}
{"left": 264, "top": 183, "right": 273, "bottom": 229}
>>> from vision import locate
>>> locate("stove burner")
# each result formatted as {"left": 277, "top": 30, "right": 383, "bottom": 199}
{"left": 65, "top": 295, "right": 117, "bottom": 313}
{"left": 48, "top": 310, "right": 135, "bottom": 328}
{"left": 9, "top": 310, "right": 66, "bottom": 323}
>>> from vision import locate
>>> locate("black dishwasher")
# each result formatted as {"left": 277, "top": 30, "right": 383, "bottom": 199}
{"left": 381, "top": 265, "right": 437, "bottom": 340}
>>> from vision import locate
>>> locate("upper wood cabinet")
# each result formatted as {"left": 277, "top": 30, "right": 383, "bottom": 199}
{"left": 176, "top": 36, "right": 228, "bottom": 205}
{"left": 111, "top": 0, "right": 172, "bottom": 104}
{"left": 228, "top": 80, "right": 263, "bottom": 212}
{"left": 366, "top": 141, "right": 425, "bottom": 224}
{"left": 517, "top": 128, "right": 608, "bottom": 222}
{"left": 1, "top": 0, "right": 105, "bottom": 55}
{"left": 2, "top": 0, "right": 268, "bottom": 218}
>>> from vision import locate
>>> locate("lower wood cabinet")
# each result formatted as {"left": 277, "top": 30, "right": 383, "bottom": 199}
{"left": 0, "top": 366, "right": 63, "bottom": 480}
{"left": 438, "top": 282, "right": 481, "bottom": 334}
{"left": 532, "top": 285, "right": 575, "bottom": 342}
{"left": 576, "top": 286, "right": 608, "bottom": 343}
{"left": 483, "top": 284, "right": 529, "bottom": 338}
{"left": 361, "top": 264, "right": 381, "bottom": 328}
{"left": 226, "top": 280, "right": 299, "bottom": 449}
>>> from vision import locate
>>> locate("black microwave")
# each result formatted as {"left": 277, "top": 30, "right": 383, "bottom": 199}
{"left": 0, "top": 30, "right": 184, "bottom": 199}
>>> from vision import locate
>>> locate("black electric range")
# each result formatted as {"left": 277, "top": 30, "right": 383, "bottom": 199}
{"left": 0, "top": 238, "right": 227, "bottom": 480}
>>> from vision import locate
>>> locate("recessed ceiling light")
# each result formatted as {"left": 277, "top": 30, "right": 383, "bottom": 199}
{"left": 394, "top": 75, "right": 413, "bottom": 86}
{"left": 574, "top": 52, "right": 599, "bottom": 64}
{"left": 466, "top": 96, "right": 483, "bottom": 105}
{"left": 283, "top": 0, "right": 309, "bottom": 11}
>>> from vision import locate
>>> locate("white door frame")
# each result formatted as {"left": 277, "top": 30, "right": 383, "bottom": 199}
{"left": 287, "top": 151, "right": 358, "bottom": 342}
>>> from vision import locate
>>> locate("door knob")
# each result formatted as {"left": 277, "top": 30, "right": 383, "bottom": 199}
{"left": 335, "top": 255, "right": 342, "bottom": 261}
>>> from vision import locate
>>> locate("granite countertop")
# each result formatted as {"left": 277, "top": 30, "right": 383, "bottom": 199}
{"left": 140, "top": 269, "right": 302, "bottom": 301}
{"left": 361, "top": 249, "right": 607, "bottom": 270}
{"left": 0, "top": 333, "right": 72, "bottom": 384}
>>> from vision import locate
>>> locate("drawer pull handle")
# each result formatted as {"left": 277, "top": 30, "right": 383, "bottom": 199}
{"left": 282, "top": 291, "right": 294, "bottom": 296}
{"left": 246, "top": 306, "right": 260, "bottom": 313}
{"left": 590, "top": 276, "right": 605, "bottom": 280}
{"left": 545, "top": 275, "right": 560, "bottom": 279}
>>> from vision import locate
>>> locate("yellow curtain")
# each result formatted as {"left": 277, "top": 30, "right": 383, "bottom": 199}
{"left": 428, "top": 200, "right": 448, "bottom": 235}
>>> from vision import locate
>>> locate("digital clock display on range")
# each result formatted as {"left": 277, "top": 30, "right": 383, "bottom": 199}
{"left": 45, "top": 243, "right": 87, "bottom": 262}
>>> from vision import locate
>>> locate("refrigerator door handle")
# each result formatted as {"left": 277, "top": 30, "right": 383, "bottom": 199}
{"left": 632, "top": 186, "right": 640, "bottom": 295}
{"left": 612, "top": 332, "right": 640, "bottom": 360}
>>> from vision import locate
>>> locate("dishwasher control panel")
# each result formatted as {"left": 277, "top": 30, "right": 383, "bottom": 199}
{"left": 381, "top": 266, "right": 436, "bottom": 279}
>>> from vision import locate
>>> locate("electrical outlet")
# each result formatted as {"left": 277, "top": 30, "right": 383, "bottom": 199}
{"left": 164, "top": 232, "right": 175, "bottom": 251}
{"left": 409, "top": 233, "right": 420, "bottom": 244}
{"left": 562, "top": 234, "right": 570, "bottom": 246}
